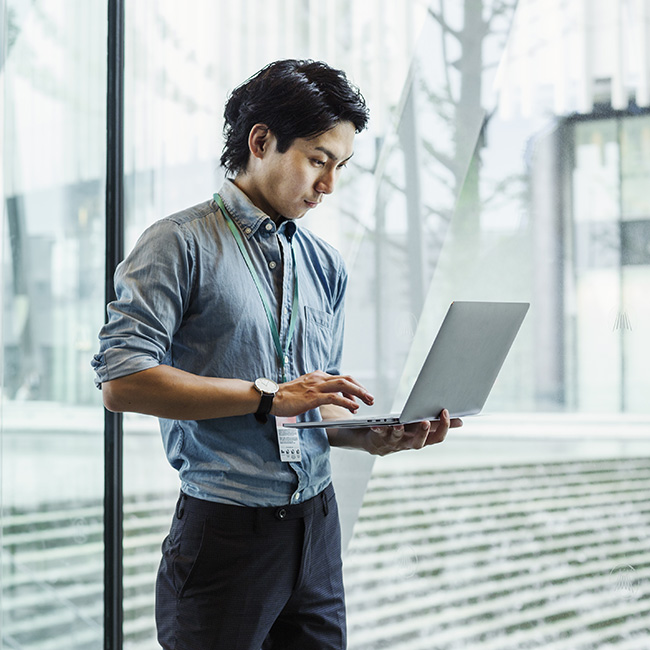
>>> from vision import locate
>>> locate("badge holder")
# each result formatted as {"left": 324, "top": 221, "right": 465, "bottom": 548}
{"left": 275, "top": 416, "right": 301, "bottom": 463}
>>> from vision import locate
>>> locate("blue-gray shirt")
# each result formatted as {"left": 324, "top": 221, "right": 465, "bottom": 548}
{"left": 92, "top": 180, "right": 347, "bottom": 506}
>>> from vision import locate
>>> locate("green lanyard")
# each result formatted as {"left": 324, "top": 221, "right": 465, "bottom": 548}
{"left": 214, "top": 193, "right": 299, "bottom": 383}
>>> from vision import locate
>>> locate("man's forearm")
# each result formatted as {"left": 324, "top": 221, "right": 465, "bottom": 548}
{"left": 102, "top": 367, "right": 374, "bottom": 422}
{"left": 101, "top": 365, "right": 260, "bottom": 420}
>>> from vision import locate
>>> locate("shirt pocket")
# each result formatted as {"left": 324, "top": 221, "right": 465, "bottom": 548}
{"left": 302, "top": 305, "right": 334, "bottom": 373}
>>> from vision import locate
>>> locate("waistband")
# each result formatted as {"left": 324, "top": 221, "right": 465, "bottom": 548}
{"left": 177, "top": 482, "right": 334, "bottom": 523}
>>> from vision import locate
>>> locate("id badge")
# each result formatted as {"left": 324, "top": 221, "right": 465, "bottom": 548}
{"left": 275, "top": 416, "right": 301, "bottom": 463}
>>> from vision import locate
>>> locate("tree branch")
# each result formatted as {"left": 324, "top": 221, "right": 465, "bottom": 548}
{"left": 436, "top": 0, "right": 457, "bottom": 104}
{"left": 423, "top": 204, "right": 454, "bottom": 222}
{"left": 428, "top": 4, "right": 461, "bottom": 41}
{"left": 484, "top": 0, "right": 517, "bottom": 31}
{"left": 337, "top": 206, "right": 374, "bottom": 233}
{"left": 481, "top": 174, "right": 526, "bottom": 208}
{"left": 380, "top": 175, "right": 406, "bottom": 196}
{"left": 421, "top": 140, "right": 460, "bottom": 177}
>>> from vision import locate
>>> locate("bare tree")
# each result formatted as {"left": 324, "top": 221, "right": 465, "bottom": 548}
{"left": 380, "top": 0, "right": 519, "bottom": 317}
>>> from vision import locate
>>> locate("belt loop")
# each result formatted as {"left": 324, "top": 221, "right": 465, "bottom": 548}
{"left": 176, "top": 492, "right": 186, "bottom": 519}
{"left": 322, "top": 491, "right": 329, "bottom": 516}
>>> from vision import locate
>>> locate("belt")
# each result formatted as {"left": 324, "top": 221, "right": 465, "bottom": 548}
{"left": 177, "top": 482, "right": 334, "bottom": 524}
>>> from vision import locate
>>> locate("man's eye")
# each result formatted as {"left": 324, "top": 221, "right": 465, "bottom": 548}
{"left": 311, "top": 159, "right": 326, "bottom": 167}
{"left": 337, "top": 162, "right": 348, "bottom": 170}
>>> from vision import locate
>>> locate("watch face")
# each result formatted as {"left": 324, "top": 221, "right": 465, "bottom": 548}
{"left": 255, "top": 377, "right": 279, "bottom": 394}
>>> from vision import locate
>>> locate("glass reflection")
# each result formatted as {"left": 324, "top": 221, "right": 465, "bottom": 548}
{"left": 3, "top": 0, "right": 648, "bottom": 648}
{"left": 118, "top": 2, "right": 426, "bottom": 646}
{"left": 343, "top": 1, "right": 650, "bottom": 648}
{"left": 1, "top": 1, "right": 106, "bottom": 648}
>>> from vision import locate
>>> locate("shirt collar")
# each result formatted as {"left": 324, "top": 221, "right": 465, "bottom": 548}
{"left": 217, "top": 179, "right": 296, "bottom": 240}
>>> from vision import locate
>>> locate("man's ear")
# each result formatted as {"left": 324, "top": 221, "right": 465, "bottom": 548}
{"left": 248, "top": 123, "right": 273, "bottom": 161}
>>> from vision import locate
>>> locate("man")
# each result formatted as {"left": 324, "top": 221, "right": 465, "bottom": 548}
{"left": 93, "top": 59, "right": 461, "bottom": 650}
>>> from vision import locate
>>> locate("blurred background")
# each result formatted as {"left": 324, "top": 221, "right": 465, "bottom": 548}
{"left": 2, "top": 1, "right": 649, "bottom": 648}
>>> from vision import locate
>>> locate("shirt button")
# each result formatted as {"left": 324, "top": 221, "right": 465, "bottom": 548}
{"left": 265, "top": 223, "right": 274, "bottom": 231}
{"left": 269, "top": 261, "right": 277, "bottom": 270}
{"left": 244, "top": 227, "right": 252, "bottom": 235}
{"left": 293, "top": 492, "right": 300, "bottom": 502}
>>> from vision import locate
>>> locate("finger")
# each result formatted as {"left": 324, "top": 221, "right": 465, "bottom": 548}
{"left": 370, "top": 424, "right": 404, "bottom": 438}
{"left": 425, "top": 410, "right": 450, "bottom": 445}
{"left": 341, "top": 391, "right": 367, "bottom": 405}
{"left": 404, "top": 420, "right": 431, "bottom": 434}
{"left": 339, "top": 373, "right": 372, "bottom": 393}
{"left": 321, "top": 392, "right": 362, "bottom": 413}
{"left": 389, "top": 424, "right": 405, "bottom": 440}
{"left": 425, "top": 429, "right": 447, "bottom": 445}
{"left": 369, "top": 424, "right": 402, "bottom": 438}
{"left": 410, "top": 420, "right": 430, "bottom": 449}
{"left": 323, "top": 376, "right": 374, "bottom": 405}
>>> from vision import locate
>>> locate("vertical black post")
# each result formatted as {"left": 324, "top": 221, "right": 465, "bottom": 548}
{"left": 615, "top": 116, "right": 626, "bottom": 412}
{"left": 105, "top": 0, "right": 125, "bottom": 648}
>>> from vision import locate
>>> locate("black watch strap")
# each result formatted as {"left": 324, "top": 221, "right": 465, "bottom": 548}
{"left": 255, "top": 392, "right": 274, "bottom": 418}
{"left": 253, "top": 378, "right": 278, "bottom": 424}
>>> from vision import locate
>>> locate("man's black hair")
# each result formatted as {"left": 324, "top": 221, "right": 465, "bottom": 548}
{"left": 220, "top": 59, "right": 369, "bottom": 175}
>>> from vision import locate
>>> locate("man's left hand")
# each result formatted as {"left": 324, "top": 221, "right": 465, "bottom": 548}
{"left": 325, "top": 407, "right": 463, "bottom": 455}
{"left": 363, "top": 409, "right": 462, "bottom": 456}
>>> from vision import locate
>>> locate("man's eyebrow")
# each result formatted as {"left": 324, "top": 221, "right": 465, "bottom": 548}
{"left": 315, "top": 146, "right": 354, "bottom": 163}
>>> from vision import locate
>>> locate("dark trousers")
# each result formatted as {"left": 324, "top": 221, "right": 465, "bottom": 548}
{"left": 155, "top": 483, "right": 346, "bottom": 650}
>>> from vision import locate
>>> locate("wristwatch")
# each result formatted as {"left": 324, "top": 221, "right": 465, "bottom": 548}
{"left": 253, "top": 377, "right": 279, "bottom": 423}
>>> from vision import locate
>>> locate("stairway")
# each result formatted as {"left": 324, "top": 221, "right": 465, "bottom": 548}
{"left": 344, "top": 457, "right": 650, "bottom": 650}
{"left": 1, "top": 494, "right": 176, "bottom": 649}
{"left": 2, "top": 457, "right": 649, "bottom": 649}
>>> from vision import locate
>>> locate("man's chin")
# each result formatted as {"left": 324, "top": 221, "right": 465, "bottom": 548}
{"left": 285, "top": 211, "right": 307, "bottom": 221}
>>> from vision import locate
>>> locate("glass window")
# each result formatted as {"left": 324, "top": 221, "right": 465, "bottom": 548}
{"left": 1, "top": 1, "right": 107, "bottom": 648}
{"left": 121, "top": 3, "right": 226, "bottom": 643}
{"left": 569, "top": 116, "right": 650, "bottom": 413}
{"left": 571, "top": 120, "right": 623, "bottom": 411}
{"left": 118, "top": 2, "right": 425, "bottom": 645}
{"left": 342, "top": 3, "right": 650, "bottom": 648}
{"left": 621, "top": 115, "right": 650, "bottom": 220}
{"left": 4, "top": 2, "right": 649, "bottom": 648}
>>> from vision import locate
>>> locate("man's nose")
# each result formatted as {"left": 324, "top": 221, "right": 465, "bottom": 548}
{"left": 315, "top": 168, "right": 336, "bottom": 195}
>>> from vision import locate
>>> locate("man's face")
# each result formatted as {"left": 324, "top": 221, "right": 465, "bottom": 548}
{"left": 243, "top": 120, "right": 356, "bottom": 222}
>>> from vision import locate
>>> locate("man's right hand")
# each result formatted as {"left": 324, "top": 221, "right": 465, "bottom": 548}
{"left": 271, "top": 370, "right": 374, "bottom": 417}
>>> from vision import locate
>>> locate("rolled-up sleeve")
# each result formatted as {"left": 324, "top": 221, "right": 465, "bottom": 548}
{"left": 92, "top": 219, "right": 194, "bottom": 387}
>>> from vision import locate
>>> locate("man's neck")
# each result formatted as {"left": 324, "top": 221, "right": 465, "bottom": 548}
{"left": 231, "top": 175, "right": 281, "bottom": 224}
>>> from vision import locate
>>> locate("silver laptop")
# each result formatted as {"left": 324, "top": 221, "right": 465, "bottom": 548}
{"left": 287, "top": 301, "right": 529, "bottom": 429}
